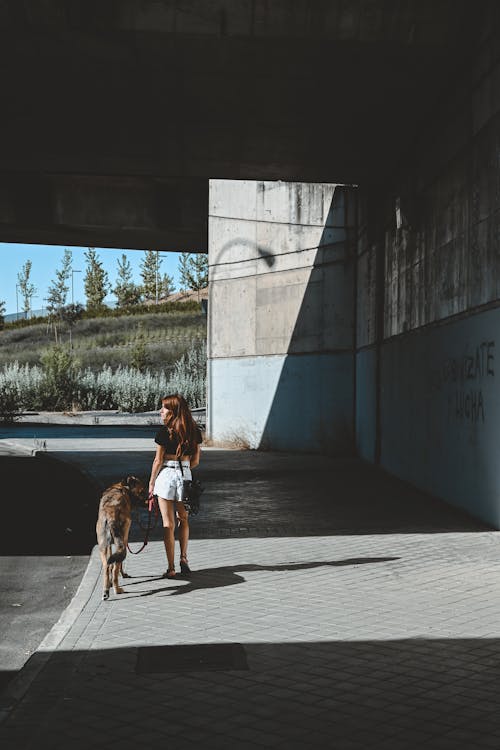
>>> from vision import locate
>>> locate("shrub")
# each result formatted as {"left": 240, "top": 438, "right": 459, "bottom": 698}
{"left": 0, "top": 381, "right": 22, "bottom": 423}
{"left": 39, "top": 346, "right": 79, "bottom": 410}
{"left": 166, "top": 341, "right": 207, "bottom": 407}
{"left": 0, "top": 341, "right": 206, "bottom": 413}
{"left": 0, "top": 362, "right": 44, "bottom": 412}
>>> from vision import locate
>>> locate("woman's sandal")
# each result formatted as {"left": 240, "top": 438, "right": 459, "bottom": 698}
{"left": 180, "top": 556, "right": 191, "bottom": 575}
{"left": 162, "top": 568, "right": 176, "bottom": 579}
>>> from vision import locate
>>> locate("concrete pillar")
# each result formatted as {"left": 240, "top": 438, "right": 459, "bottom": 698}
{"left": 207, "top": 179, "right": 356, "bottom": 453}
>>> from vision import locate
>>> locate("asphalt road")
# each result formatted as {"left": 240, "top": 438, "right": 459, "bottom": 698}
{"left": 0, "top": 447, "right": 98, "bottom": 693}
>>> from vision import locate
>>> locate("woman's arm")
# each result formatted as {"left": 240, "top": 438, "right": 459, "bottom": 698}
{"left": 149, "top": 444, "right": 166, "bottom": 494}
{"left": 190, "top": 443, "right": 201, "bottom": 469}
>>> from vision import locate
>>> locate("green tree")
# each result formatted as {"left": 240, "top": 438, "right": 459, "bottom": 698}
{"left": 17, "top": 260, "right": 37, "bottom": 317}
{"left": 178, "top": 253, "right": 191, "bottom": 293}
{"left": 60, "top": 302, "right": 84, "bottom": 328}
{"left": 178, "top": 253, "right": 208, "bottom": 300}
{"left": 46, "top": 249, "right": 73, "bottom": 343}
{"left": 114, "top": 254, "right": 141, "bottom": 307}
{"left": 140, "top": 250, "right": 160, "bottom": 303}
{"left": 84, "top": 248, "right": 109, "bottom": 312}
{"left": 60, "top": 303, "right": 84, "bottom": 349}
{"left": 159, "top": 272, "right": 175, "bottom": 299}
{"left": 188, "top": 254, "right": 208, "bottom": 299}
{"left": 46, "top": 249, "right": 72, "bottom": 315}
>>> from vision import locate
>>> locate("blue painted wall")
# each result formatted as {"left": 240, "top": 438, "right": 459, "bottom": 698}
{"left": 355, "top": 347, "right": 377, "bottom": 463}
{"left": 380, "top": 310, "right": 499, "bottom": 526}
{"left": 209, "top": 352, "right": 353, "bottom": 453}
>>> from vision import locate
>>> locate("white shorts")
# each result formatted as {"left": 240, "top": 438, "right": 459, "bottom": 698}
{"left": 154, "top": 461, "right": 192, "bottom": 501}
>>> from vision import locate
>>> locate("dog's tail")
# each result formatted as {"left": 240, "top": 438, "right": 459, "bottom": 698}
{"left": 106, "top": 520, "right": 127, "bottom": 564}
{"left": 107, "top": 547, "right": 126, "bottom": 564}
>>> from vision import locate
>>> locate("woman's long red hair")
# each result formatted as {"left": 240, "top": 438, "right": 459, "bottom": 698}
{"left": 161, "top": 394, "right": 198, "bottom": 457}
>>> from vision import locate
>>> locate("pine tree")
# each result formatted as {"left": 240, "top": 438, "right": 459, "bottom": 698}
{"left": 114, "top": 254, "right": 141, "bottom": 307}
{"left": 178, "top": 253, "right": 191, "bottom": 293}
{"left": 178, "top": 253, "right": 208, "bottom": 300}
{"left": 46, "top": 249, "right": 72, "bottom": 315}
{"left": 140, "top": 250, "right": 160, "bottom": 303}
{"left": 17, "top": 260, "right": 37, "bottom": 317}
{"left": 188, "top": 254, "right": 208, "bottom": 296}
{"left": 84, "top": 248, "right": 109, "bottom": 312}
{"left": 159, "top": 273, "right": 175, "bottom": 300}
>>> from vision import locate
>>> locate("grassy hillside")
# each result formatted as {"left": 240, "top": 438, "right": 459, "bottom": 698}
{"left": 0, "top": 307, "right": 207, "bottom": 374}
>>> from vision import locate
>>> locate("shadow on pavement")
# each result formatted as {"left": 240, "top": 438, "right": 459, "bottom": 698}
{"left": 3, "top": 638, "right": 500, "bottom": 749}
{"left": 116, "top": 557, "right": 400, "bottom": 598}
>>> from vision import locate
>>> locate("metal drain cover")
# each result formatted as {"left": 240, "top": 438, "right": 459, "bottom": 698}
{"left": 136, "top": 643, "right": 248, "bottom": 673}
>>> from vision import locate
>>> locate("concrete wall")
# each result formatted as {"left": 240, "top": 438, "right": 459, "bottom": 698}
{"left": 381, "top": 314, "right": 498, "bottom": 525}
{"left": 208, "top": 179, "right": 356, "bottom": 453}
{"left": 356, "top": 12, "right": 500, "bottom": 525}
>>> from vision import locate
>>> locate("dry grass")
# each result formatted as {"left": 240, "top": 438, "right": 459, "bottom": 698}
{"left": 203, "top": 434, "right": 252, "bottom": 450}
{"left": 0, "top": 309, "right": 206, "bottom": 373}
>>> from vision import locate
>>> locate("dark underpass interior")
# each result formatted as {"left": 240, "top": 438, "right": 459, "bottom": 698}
{"left": 0, "top": 438, "right": 493, "bottom": 558}
{"left": 1, "top": 455, "right": 99, "bottom": 555}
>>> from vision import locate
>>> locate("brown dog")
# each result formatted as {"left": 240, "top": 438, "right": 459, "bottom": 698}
{"left": 96, "top": 476, "right": 147, "bottom": 600}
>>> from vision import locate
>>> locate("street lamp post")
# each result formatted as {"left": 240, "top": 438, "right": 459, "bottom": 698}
{"left": 71, "top": 270, "right": 82, "bottom": 305}
{"left": 155, "top": 251, "right": 159, "bottom": 305}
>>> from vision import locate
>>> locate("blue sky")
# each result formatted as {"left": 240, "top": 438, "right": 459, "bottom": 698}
{"left": 0, "top": 243, "right": 182, "bottom": 315}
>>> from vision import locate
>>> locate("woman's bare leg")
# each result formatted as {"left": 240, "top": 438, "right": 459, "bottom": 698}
{"left": 158, "top": 497, "right": 176, "bottom": 572}
{"left": 176, "top": 501, "right": 190, "bottom": 563}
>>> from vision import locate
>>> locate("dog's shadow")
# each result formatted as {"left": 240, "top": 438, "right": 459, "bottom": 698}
{"left": 115, "top": 557, "right": 399, "bottom": 599}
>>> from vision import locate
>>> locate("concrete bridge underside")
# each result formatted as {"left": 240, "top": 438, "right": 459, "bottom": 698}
{"left": 0, "top": 0, "right": 483, "bottom": 249}
{"left": 2, "top": 1, "right": 500, "bottom": 526}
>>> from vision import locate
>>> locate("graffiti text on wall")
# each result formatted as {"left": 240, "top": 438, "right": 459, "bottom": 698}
{"left": 439, "top": 341, "right": 494, "bottom": 425}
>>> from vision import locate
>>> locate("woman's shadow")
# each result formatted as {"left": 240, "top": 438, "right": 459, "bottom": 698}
{"left": 121, "top": 557, "right": 399, "bottom": 599}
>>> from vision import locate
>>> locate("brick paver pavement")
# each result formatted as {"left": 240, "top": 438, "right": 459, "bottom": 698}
{"left": 1, "top": 431, "right": 500, "bottom": 749}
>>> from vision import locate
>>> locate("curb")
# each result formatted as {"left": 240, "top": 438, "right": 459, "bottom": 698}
{"left": 0, "top": 546, "right": 101, "bottom": 725}
{"left": 0, "top": 439, "right": 35, "bottom": 456}
{"left": 0, "top": 443, "right": 103, "bottom": 725}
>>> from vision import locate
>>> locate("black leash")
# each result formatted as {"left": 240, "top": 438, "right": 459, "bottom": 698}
{"left": 127, "top": 495, "right": 159, "bottom": 555}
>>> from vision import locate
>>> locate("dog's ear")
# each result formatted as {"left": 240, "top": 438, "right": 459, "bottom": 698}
{"left": 125, "top": 475, "right": 139, "bottom": 488}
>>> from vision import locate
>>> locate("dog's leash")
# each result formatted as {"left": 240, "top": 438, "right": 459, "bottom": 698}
{"left": 127, "top": 494, "right": 159, "bottom": 555}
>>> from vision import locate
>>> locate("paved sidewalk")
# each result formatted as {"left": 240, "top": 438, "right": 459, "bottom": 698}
{"left": 2, "top": 430, "right": 500, "bottom": 749}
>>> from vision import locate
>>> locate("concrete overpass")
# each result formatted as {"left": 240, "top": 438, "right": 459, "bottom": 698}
{"left": 1, "top": 1, "right": 499, "bottom": 526}
{"left": 0, "top": 0, "right": 480, "bottom": 249}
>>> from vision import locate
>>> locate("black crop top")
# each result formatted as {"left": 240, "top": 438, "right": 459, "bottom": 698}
{"left": 154, "top": 425, "right": 203, "bottom": 456}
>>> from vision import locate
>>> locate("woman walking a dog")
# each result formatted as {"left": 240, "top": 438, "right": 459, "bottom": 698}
{"left": 149, "top": 394, "right": 202, "bottom": 578}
